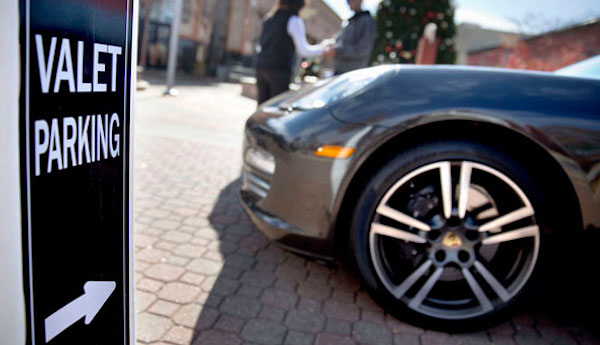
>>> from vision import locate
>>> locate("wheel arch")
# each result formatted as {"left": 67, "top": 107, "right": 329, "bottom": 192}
{"left": 331, "top": 119, "right": 584, "bottom": 260}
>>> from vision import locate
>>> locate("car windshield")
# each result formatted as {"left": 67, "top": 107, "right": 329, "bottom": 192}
{"left": 555, "top": 55, "right": 600, "bottom": 79}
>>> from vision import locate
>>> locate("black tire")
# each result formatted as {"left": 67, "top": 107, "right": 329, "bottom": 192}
{"left": 349, "top": 140, "right": 549, "bottom": 331}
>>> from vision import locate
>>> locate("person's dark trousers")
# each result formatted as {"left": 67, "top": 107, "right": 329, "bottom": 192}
{"left": 256, "top": 68, "right": 291, "bottom": 105}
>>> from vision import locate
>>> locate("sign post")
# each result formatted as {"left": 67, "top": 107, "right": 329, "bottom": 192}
{"left": 16, "top": 0, "right": 137, "bottom": 344}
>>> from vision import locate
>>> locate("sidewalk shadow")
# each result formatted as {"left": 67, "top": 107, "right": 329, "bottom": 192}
{"left": 190, "top": 176, "right": 600, "bottom": 345}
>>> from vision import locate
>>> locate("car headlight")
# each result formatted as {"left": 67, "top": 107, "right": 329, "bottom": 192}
{"left": 245, "top": 147, "right": 275, "bottom": 175}
{"left": 291, "top": 66, "right": 392, "bottom": 110}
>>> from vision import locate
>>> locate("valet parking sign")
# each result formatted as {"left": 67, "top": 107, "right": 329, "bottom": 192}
{"left": 20, "top": 0, "right": 134, "bottom": 344}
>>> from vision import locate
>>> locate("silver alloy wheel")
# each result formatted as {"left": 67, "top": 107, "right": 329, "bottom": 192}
{"left": 369, "top": 161, "right": 540, "bottom": 320}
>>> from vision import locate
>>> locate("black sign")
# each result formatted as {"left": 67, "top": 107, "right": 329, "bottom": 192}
{"left": 20, "top": 0, "right": 133, "bottom": 344}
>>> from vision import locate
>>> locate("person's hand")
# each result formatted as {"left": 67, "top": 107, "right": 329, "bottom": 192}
{"left": 323, "top": 45, "right": 335, "bottom": 58}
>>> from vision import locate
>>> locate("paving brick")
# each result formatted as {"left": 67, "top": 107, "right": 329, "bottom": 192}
{"left": 220, "top": 296, "right": 262, "bottom": 319}
{"left": 225, "top": 253, "right": 256, "bottom": 270}
{"left": 158, "top": 282, "right": 202, "bottom": 304}
{"left": 240, "top": 319, "right": 287, "bottom": 345}
{"left": 297, "top": 297, "right": 322, "bottom": 313}
{"left": 258, "top": 305, "right": 287, "bottom": 323}
{"left": 315, "top": 333, "right": 357, "bottom": 345}
{"left": 274, "top": 278, "right": 298, "bottom": 292}
{"left": 194, "top": 330, "right": 241, "bottom": 345}
{"left": 394, "top": 334, "right": 420, "bottom": 345}
{"left": 256, "top": 246, "right": 288, "bottom": 264}
{"left": 203, "top": 251, "right": 225, "bottom": 262}
{"left": 420, "top": 331, "right": 460, "bottom": 345}
{"left": 331, "top": 288, "right": 355, "bottom": 303}
{"left": 148, "top": 299, "right": 181, "bottom": 317}
{"left": 197, "top": 292, "right": 223, "bottom": 308}
{"left": 163, "top": 325, "right": 194, "bottom": 345}
{"left": 136, "top": 290, "right": 158, "bottom": 312}
{"left": 490, "top": 334, "right": 517, "bottom": 345}
{"left": 215, "top": 315, "right": 246, "bottom": 333}
{"left": 323, "top": 300, "right": 360, "bottom": 322}
{"left": 236, "top": 284, "right": 263, "bottom": 298}
{"left": 325, "top": 318, "right": 352, "bottom": 335}
{"left": 136, "top": 313, "right": 173, "bottom": 343}
{"left": 240, "top": 269, "right": 276, "bottom": 288}
{"left": 174, "top": 243, "right": 207, "bottom": 258}
{"left": 276, "top": 264, "right": 308, "bottom": 282}
{"left": 137, "top": 278, "right": 165, "bottom": 293}
{"left": 154, "top": 219, "right": 181, "bottom": 231}
{"left": 136, "top": 234, "right": 159, "bottom": 248}
{"left": 155, "top": 241, "right": 177, "bottom": 252}
{"left": 353, "top": 321, "right": 393, "bottom": 345}
{"left": 172, "top": 304, "right": 204, "bottom": 328}
{"left": 145, "top": 263, "right": 186, "bottom": 282}
{"left": 187, "top": 258, "right": 223, "bottom": 276}
{"left": 297, "top": 282, "right": 332, "bottom": 300}
{"left": 285, "top": 309, "right": 326, "bottom": 333}
{"left": 261, "top": 288, "right": 298, "bottom": 310}
{"left": 285, "top": 330, "right": 315, "bottom": 345}
{"left": 452, "top": 332, "right": 492, "bottom": 345}
{"left": 137, "top": 248, "right": 170, "bottom": 264}
{"left": 355, "top": 292, "right": 381, "bottom": 312}
{"left": 208, "top": 277, "right": 240, "bottom": 296}
{"left": 361, "top": 310, "right": 385, "bottom": 324}
{"left": 180, "top": 272, "right": 206, "bottom": 286}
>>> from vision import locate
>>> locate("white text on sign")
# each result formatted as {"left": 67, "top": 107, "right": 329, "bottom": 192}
{"left": 35, "top": 34, "right": 122, "bottom": 93}
{"left": 34, "top": 114, "right": 121, "bottom": 176}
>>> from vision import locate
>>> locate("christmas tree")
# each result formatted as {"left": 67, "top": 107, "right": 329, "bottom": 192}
{"left": 371, "top": 0, "right": 456, "bottom": 65}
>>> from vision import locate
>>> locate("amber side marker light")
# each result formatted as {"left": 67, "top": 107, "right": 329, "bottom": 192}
{"left": 315, "top": 145, "right": 355, "bottom": 159}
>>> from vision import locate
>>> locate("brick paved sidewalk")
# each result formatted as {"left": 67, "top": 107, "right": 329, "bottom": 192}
{"left": 133, "top": 79, "right": 599, "bottom": 345}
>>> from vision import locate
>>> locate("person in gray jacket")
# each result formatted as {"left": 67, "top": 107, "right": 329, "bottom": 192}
{"left": 324, "top": 0, "right": 376, "bottom": 75}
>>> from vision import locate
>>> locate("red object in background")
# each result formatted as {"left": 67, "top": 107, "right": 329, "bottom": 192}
{"left": 301, "top": 61, "right": 309, "bottom": 69}
{"left": 468, "top": 20, "right": 598, "bottom": 71}
{"left": 416, "top": 37, "right": 439, "bottom": 64}
{"left": 505, "top": 41, "right": 585, "bottom": 71}
{"left": 385, "top": 46, "right": 392, "bottom": 53}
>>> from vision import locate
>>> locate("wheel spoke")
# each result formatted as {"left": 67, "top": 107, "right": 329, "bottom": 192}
{"left": 376, "top": 205, "right": 431, "bottom": 231}
{"left": 474, "top": 261, "right": 511, "bottom": 302}
{"left": 482, "top": 225, "right": 539, "bottom": 245}
{"left": 458, "top": 162, "right": 472, "bottom": 219}
{"left": 479, "top": 207, "right": 534, "bottom": 232}
{"left": 371, "top": 223, "right": 426, "bottom": 243}
{"left": 471, "top": 202, "right": 494, "bottom": 217}
{"left": 440, "top": 162, "right": 453, "bottom": 219}
{"left": 409, "top": 267, "right": 443, "bottom": 309}
{"left": 392, "top": 260, "right": 433, "bottom": 299}
{"left": 462, "top": 268, "right": 494, "bottom": 313}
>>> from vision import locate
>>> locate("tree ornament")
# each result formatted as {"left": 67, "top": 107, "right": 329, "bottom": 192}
{"left": 371, "top": 0, "right": 456, "bottom": 64}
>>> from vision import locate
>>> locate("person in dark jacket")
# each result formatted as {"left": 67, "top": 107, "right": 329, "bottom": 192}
{"left": 255, "top": 0, "right": 324, "bottom": 105}
{"left": 324, "top": 0, "right": 375, "bottom": 75}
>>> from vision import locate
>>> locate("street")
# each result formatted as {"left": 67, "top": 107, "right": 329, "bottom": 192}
{"left": 133, "top": 77, "right": 599, "bottom": 345}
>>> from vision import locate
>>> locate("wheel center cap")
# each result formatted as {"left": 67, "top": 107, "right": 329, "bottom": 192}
{"left": 442, "top": 232, "right": 462, "bottom": 248}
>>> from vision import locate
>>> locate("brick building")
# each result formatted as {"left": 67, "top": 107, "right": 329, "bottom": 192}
{"left": 138, "top": 0, "right": 341, "bottom": 75}
{"left": 467, "top": 19, "right": 600, "bottom": 70}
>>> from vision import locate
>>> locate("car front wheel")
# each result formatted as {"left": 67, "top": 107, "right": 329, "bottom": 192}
{"left": 350, "top": 140, "right": 546, "bottom": 330}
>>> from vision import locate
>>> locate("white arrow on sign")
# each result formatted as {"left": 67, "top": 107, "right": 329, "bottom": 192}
{"left": 44, "top": 281, "right": 116, "bottom": 343}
